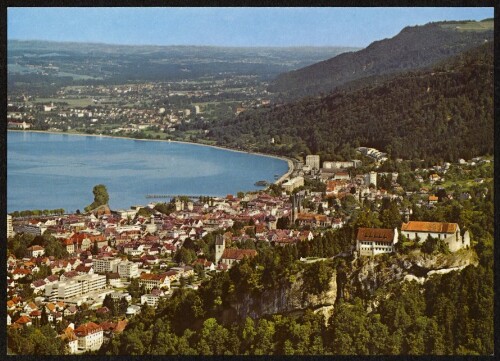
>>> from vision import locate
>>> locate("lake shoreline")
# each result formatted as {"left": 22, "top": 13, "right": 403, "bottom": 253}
{"left": 8, "top": 129, "right": 294, "bottom": 186}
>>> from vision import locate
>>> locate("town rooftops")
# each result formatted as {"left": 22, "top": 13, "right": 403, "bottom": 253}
{"left": 357, "top": 228, "right": 395, "bottom": 243}
{"left": 401, "top": 221, "right": 458, "bottom": 234}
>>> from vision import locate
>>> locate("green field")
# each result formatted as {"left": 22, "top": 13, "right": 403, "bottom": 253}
{"left": 440, "top": 19, "right": 493, "bottom": 32}
{"left": 33, "top": 97, "right": 96, "bottom": 107}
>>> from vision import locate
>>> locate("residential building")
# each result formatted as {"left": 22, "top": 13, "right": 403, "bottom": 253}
{"left": 366, "top": 171, "right": 377, "bottom": 187}
{"left": 116, "top": 209, "right": 139, "bottom": 220}
{"left": 7, "top": 215, "right": 13, "bottom": 238}
{"left": 74, "top": 322, "right": 103, "bottom": 351}
{"left": 334, "top": 172, "right": 350, "bottom": 181}
{"left": 15, "top": 315, "right": 32, "bottom": 327}
{"left": 306, "top": 155, "right": 320, "bottom": 171}
{"left": 140, "top": 293, "right": 161, "bottom": 307}
{"left": 282, "top": 176, "right": 304, "bottom": 193}
{"left": 428, "top": 195, "right": 439, "bottom": 205}
{"left": 401, "top": 221, "right": 470, "bottom": 252}
{"left": 7, "top": 121, "right": 31, "bottom": 130}
{"left": 138, "top": 273, "right": 170, "bottom": 291}
{"left": 45, "top": 274, "right": 107, "bottom": 302}
{"left": 126, "top": 305, "right": 141, "bottom": 316}
{"left": 323, "top": 161, "right": 352, "bottom": 169}
{"left": 117, "top": 260, "right": 139, "bottom": 279}
{"left": 93, "top": 257, "right": 120, "bottom": 274}
{"left": 356, "top": 227, "right": 398, "bottom": 256}
{"left": 296, "top": 213, "right": 331, "bottom": 228}
{"left": 26, "top": 245, "right": 45, "bottom": 258}
{"left": 15, "top": 223, "right": 47, "bottom": 236}
{"left": 61, "top": 326, "right": 79, "bottom": 354}
{"left": 220, "top": 248, "right": 257, "bottom": 268}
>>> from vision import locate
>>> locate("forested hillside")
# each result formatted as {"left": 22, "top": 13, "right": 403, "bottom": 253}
{"left": 204, "top": 42, "right": 493, "bottom": 163}
{"left": 268, "top": 19, "right": 493, "bottom": 99}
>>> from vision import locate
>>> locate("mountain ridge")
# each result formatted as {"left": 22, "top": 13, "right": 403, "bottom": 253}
{"left": 268, "top": 20, "right": 493, "bottom": 99}
{"left": 204, "top": 42, "right": 493, "bottom": 162}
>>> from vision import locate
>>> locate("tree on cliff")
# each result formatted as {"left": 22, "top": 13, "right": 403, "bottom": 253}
{"left": 84, "top": 184, "right": 109, "bottom": 212}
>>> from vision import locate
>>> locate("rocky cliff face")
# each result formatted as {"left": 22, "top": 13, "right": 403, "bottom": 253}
{"left": 224, "top": 249, "right": 477, "bottom": 323}
{"left": 225, "top": 270, "right": 337, "bottom": 322}
{"left": 343, "top": 249, "right": 478, "bottom": 300}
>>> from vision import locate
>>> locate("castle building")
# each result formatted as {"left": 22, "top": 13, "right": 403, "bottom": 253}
{"left": 356, "top": 227, "right": 398, "bottom": 256}
{"left": 401, "top": 221, "right": 470, "bottom": 252}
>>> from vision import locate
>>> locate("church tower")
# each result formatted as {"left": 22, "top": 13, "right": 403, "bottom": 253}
{"left": 215, "top": 234, "right": 225, "bottom": 264}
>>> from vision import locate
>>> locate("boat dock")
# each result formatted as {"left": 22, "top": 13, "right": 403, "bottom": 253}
{"left": 145, "top": 194, "right": 214, "bottom": 199}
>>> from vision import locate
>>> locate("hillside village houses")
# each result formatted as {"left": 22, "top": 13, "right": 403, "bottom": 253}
{"left": 6, "top": 152, "right": 488, "bottom": 353}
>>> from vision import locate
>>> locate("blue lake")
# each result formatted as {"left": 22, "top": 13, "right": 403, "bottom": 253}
{"left": 7, "top": 131, "right": 288, "bottom": 213}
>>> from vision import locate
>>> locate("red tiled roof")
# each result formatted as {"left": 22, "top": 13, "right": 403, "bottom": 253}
{"left": 30, "top": 310, "right": 42, "bottom": 317}
{"left": 221, "top": 248, "right": 257, "bottom": 260}
{"left": 139, "top": 273, "right": 166, "bottom": 281}
{"left": 114, "top": 319, "right": 128, "bottom": 333}
{"left": 13, "top": 268, "right": 31, "bottom": 275}
{"left": 99, "top": 321, "right": 116, "bottom": 332}
{"left": 16, "top": 315, "right": 32, "bottom": 324}
{"left": 74, "top": 322, "right": 102, "bottom": 337}
{"left": 357, "top": 228, "right": 395, "bottom": 243}
{"left": 401, "top": 221, "right": 457, "bottom": 234}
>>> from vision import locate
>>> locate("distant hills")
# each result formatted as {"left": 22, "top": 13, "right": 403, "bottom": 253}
{"left": 8, "top": 40, "right": 358, "bottom": 83}
{"left": 205, "top": 42, "right": 493, "bottom": 162}
{"left": 268, "top": 19, "right": 493, "bottom": 99}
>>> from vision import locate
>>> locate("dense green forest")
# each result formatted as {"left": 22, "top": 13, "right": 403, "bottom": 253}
{"left": 268, "top": 19, "right": 493, "bottom": 98}
{"left": 203, "top": 42, "right": 493, "bottom": 162}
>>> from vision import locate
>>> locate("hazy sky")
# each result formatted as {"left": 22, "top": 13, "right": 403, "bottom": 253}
{"left": 8, "top": 7, "right": 494, "bottom": 47}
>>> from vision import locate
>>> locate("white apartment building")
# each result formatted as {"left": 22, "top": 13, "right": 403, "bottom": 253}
{"left": 115, "top": 225, "right": 141, "bottom": 233}
{"left": 117, "top": 261, "right": 139, "bottom": 279}
{"left": 15, "top": 224, "right": 47, "bottom": 236}
{"left": 141, "top": 293, "right": 160, "bottom": 307}
{"left": 306, "top": 155, "right": 320, "bottom": 171}
{"left": 282, "top": 176, "right": 304, "bottom": 193}
{"left": 116, "top": 209, "right": 138, "bottom": 220}
{"left": 45, "top": 274, "right": 107, "bottom": 302}
{"left": 79, "top": 274, "right": 107, "bottom": 295}
{"left": 93, "top": 257, "right": 120, "bottom": 274}
{"left": 7, "top": 215, "right": 14, "bottom": 238}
